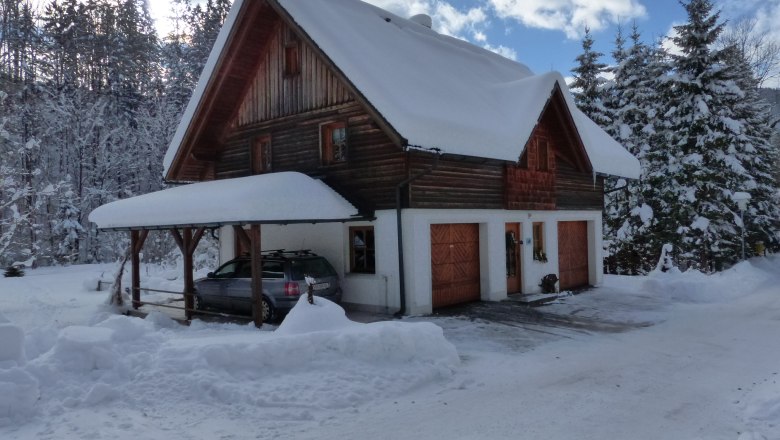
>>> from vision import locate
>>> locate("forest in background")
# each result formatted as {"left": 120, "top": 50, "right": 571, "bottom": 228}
{"left": 1, "top": 0, "right": 779, "bottom": 275}
{"left": 1, "top": 0, "right": 229, "bottom": 268}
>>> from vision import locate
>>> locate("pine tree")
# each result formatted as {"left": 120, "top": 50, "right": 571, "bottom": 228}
{"left": 603, "top": 27, "right": 672, "bottom": 274}
{"left": 720, "top": 46, "right": 780, "bottom": 253}
{"left": 653, "top": 0, "right": 755, "bottom": 270}
{"left": 571, "top": 27, "right": 611, "bottom": 127}
{"left": 51, "top": 180, "right": 84, "bottom": 264}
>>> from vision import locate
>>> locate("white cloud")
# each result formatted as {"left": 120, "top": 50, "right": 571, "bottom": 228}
{"left": 482, "top": 43, "right": 517, "bottom": 60}
{"left": 660, "top": 23, "right": 683, "bottom": 57}
{"left": 364, "top": 0, "right": 487, "bottom": 37}
{"left": 488, "top": 0, "right": 647, "bottom": 39}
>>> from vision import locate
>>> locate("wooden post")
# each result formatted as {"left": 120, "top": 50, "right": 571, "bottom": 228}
{"left": 130, "top": 229, "right": 149, "bottom": 309}
{"left": 249, "top": 224, "right": 263, "bottom": 328}
{"left": 130, "top": 230, "right": 140, "bottom": 309}
{"left": 171, "top": 227, "right": 205, "bottom": 321}
{"left": 182, "top": 228, "right": 195, "bottom": 320}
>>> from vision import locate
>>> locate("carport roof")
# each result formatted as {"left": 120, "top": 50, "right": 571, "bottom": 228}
{"left": 89, "top": 172, "right": 362, "bottom": 231}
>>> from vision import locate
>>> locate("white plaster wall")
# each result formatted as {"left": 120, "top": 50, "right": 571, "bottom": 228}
{"left": 219, "top": 225, "right": 235, "bottom": 264}
{"left": 396, "top": 209, "right": 604, "bottom": 315}
{"left": 215, "top": 209, "right": 603, "bottom": 315}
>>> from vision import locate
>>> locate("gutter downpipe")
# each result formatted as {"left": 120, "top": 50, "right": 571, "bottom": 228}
{"left": 395, "top": 147, "right": 441, "bottom": 318}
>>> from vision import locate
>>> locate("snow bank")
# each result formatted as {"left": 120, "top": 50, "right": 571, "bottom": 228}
{"left": 7, "top": 294, "right": 458, "bottom": 426}
{"left": 0, "top": 368, "right": 39, "bottom": 426}
{"left": 0, "top": 312, "right": 38, "bottom": 427}
{"left": 643, "top": 259, "right": 774, "bottom": 304}
{"left": 0, "top": 318, "right": 25, "bottom": 365}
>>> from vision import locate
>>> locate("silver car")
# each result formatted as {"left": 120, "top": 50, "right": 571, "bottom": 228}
{"left": 194, "top": 250, "right": 342, "bottom": 322}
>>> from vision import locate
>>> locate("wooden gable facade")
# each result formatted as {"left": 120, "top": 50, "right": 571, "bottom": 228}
{"left": 166, "top": 0, "right": 604, "bottom": 215}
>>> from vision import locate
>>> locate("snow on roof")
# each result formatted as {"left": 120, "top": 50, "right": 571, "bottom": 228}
{"left": 163, "top": 0, "right": 640, "bottom": 180}
{"left": 89, "top": 172, "right": 360, "bottom": 230}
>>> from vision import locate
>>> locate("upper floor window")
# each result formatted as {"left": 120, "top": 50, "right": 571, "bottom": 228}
{"left": 350, "top": 226, "right": 375, "bottom": 273}
{"left": 321, "top": 122, "right": 348, "bottom": 165}
{"left": 251, "top": 135, "right": 272, "bottom": 174}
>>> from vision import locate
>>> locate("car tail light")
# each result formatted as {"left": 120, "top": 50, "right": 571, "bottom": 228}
{"left": 284, "top": 282, "right": 300, "bottom": 296}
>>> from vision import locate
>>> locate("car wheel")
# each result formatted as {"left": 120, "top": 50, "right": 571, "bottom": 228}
{"left": 193, "top": 294, "right": 203, "bottom": 312}
{"left": 262, "top": 296, "right": 275, "bottom": 323}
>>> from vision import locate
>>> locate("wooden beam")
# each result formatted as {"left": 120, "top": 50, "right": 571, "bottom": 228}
{"left": 189, "top": 226, "right": 207, "bottom": 255}
{"left": 249, "top": 224, "right": 264, "bottom": 328}
{"left": 170, "top": 228, "right": 184, "bottom": 252}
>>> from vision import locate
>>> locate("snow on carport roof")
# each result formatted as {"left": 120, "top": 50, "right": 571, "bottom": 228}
{"left": 89, "top": 172, "right": 361, "bottom": 230}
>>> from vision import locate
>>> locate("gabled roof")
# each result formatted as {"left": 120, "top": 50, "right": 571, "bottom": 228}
{"left": 163, "top": 0, "right": 640, "bottom": 180}
{"left": 89, "top": 172, "right": 361, "bottom": 230}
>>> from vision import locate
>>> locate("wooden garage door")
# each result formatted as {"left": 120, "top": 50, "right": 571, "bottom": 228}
{"left": 431, "top": 224, "right": 480, "bottom": 308}
{"left": 557, "top": 221, "right": 589, "bottom": 290}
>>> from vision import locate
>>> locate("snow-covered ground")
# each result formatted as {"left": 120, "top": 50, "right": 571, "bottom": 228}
{"left": 1, "top": 258, "right": 779, "bottom": 439}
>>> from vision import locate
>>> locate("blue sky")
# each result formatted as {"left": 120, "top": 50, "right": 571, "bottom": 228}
{"left": 149, "top": 0, "right": 780, "bottom": 87}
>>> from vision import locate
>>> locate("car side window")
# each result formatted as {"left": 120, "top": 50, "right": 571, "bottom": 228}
{"left": 237, "top": 261, "right": 252, "bottom": 278}
{"left": 263, "top": 261, "right": 285, "bottom": 279}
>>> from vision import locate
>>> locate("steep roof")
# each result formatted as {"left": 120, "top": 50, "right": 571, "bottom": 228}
{"left": 163, "top": 0, "right": 640, "bottom": 179}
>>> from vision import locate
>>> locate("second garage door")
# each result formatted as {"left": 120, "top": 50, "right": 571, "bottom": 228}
{"left": 557, "top": 221, "right": 590, "bottom": 291}
{"left": 431, "top": 223, "right": 480, "bottom": 308}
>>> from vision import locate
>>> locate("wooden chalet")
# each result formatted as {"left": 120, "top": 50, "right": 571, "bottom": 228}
{"left": 91, "top": 0, "right": 640, "bottom": 323}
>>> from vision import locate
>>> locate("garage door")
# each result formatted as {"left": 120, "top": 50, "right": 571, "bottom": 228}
{"left": 431, "top": 223, "right": 480, "bottom": 308}
{"left": 557, "top": 221, "right": 589, "bottom": 290}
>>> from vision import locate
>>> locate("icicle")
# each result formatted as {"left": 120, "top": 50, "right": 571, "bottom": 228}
{"left": 593, "top": 170, "right": 597, "bottom": 188}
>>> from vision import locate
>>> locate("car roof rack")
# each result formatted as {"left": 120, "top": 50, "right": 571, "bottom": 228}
{"left": 259, "top": 249, "right": 318, "bottom": 259}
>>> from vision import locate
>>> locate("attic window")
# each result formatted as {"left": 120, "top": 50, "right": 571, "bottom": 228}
{"left": 284, "top": 43, "right": 300, "bottom": 76}
{"left": 284, "top": 27, "right": 300, "bottom": 76}
{"left": 537, "top": 138, "right": 549, "bottom": 171}
{"left": 321, "top": 122, "right": 348, "bottom": 165}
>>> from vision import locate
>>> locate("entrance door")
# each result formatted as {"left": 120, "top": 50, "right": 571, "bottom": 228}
{"left": 505, "top": 223, "right": 522, "bottom": 293}
{"left": 431, "top": 223, "right": 480, "bottom": 308}
{"left": 557, "top": 221, "right": 589, "bottom": 290}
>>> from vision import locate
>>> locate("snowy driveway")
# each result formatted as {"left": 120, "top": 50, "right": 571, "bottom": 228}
{"left": 1, "top": 259, "right": 779, "bottom": 440}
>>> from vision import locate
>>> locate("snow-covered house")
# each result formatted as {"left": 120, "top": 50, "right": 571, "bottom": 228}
{"left": 91, "top": 0, "right": 639, "bottom": 318}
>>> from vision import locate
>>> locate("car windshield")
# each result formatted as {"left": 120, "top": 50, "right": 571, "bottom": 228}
{"left": 290, "top": 258, "right": 336, "bottom": 280}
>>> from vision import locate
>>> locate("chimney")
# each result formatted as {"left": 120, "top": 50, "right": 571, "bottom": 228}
{"left": 409, "top": 14, "right": 432, "bottom": 29}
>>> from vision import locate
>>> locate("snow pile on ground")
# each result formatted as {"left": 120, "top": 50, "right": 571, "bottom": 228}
{"left": 642, "top": 259, "right": 775, "bottom": 304}
{"left": 0, "top": 312, "right": 39, "bottom": 426}
{"left": 0, "top": 293, "right": 458, "bottom": 431}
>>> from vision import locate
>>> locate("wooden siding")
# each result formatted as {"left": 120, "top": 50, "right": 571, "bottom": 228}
{"left": 556, "top": 160, "right": 604, "bottom": 210}
{"left": 409, "top": 155, "right": 505, "bottom": 209}
{"left": 218, "top": 102, "right": 406, "bottom": 212}
{"left": 234, "top": 21, "right": 353, "bottom": 127}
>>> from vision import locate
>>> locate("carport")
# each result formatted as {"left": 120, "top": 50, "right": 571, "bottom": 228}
{"left": 89, "top": 172, "right": 364, "bottom": 327}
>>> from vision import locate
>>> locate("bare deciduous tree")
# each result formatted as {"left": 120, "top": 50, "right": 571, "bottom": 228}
{"left": 719, "top": 17, "right": 780, "bottom": 87}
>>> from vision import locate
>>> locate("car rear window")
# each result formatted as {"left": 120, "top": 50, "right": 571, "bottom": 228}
{"left": 290, "top": 258, "right": 337, "bottom": 280}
